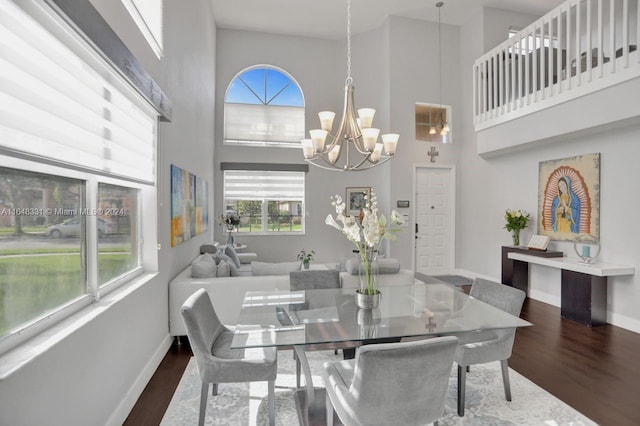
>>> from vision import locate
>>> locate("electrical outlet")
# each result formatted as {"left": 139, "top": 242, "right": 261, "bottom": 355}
{"left": 157, "top": 243, "right": 161, "bottom": 250}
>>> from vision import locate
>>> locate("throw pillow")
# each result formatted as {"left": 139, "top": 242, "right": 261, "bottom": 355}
{"left": 225, "top": 245, "right": 242, "bottom": 268}
{"left": 191, "top": 253, "right": 217, "bottom": 278}
{"left": 216, "top": 259, "right": 231, "bottom": 277}
{"left": 213, "top": 251, "right": 232, "bottom": 265}
{"left": 200, "top": 243, "right": 218, "bottom": 255}
{"left": 251, "top": 261, "right": 302, "bottom": 276}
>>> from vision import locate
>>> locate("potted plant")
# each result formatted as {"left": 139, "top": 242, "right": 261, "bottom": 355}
{"left": 325, "top": 189, "right": 404, "bottom": 308}
{"left": 504, "top": 209, "right": 531, "bottom": 246}
{"left": 297, "top": 249, "right": 315, "bottom": 269}
{"left": 218, "top": 212, "right": 240, "bottom": 245}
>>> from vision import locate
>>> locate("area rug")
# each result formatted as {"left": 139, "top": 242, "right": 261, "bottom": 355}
{"left": 161, "top": 350, "right": 596, "bottom": 426}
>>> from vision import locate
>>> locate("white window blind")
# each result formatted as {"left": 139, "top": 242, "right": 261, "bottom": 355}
{"left": 224, "top": 103, "right": 305, "bottom": 147}
{"left": 224, "top": 170, "right": 305, "bottom": 201}
{"left": 0, "top": 0, "right": 157, "bottom": 184}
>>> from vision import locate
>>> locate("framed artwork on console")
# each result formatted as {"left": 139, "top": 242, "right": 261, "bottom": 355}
{"left": 538, "top": 153, "right": 600, "bottom": 241}
{"left": 345, "top": 187, "right": 370, "bottom": 216}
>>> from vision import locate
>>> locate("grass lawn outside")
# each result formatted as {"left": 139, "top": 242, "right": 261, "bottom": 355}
{"left": 0, "top": 252, "right": 134, "bottom": 336}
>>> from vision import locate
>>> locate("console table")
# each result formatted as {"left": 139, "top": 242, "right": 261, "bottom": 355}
{"left": 502, "top": 246, "right": 635, "bottom": 326}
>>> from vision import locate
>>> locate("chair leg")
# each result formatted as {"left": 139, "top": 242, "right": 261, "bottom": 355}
{"left": 199, "top": 382, "right": 208, "bottom": 426}
{"left": 326, "top": 394, "right": 334, "bottom": 426}
{"left": 457, "top": 364, "right": 466, "bottom": 417}
{"left": 268, "top": 379, "right": 275, "bottom": 426}
{"left": 211, "top": 383, "right": 218, "bottom": 396}
{"left": 293, "top": 345, "right": 314, "bottom": 406}
{"left": 500, "top": 359, "right": 512, "bottom": 401}
{"left": 296, "top": 356, "right": 301, "bottom": 388}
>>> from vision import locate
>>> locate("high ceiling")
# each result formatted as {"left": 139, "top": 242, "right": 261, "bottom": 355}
{"left": 210, "top": 0, "right": 565, "bottom": 40}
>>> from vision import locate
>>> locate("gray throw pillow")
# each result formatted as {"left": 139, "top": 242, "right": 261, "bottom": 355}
{"left": 213, "top": 251, "right": 232, "bottom": 265}
{"left": 251, "top": 261, "right": 302, "bottom": 276}
{"left": 216, "top": 259, "right": 231, "bottom": 277}
{"left": 191, "top": 253, "right": 217, "bottom": 278}
{"left": 200, "top": 243, "right": 218, "bottom": 255}
{"left": 225, "top": 245, "right": 242, "bottom": 268}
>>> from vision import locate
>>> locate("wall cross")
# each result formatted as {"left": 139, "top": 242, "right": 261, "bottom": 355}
{"left": 428, "top": 146, "right": 439, "bottom": 162}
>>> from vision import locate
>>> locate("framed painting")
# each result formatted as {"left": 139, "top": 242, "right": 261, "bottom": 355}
{"left": 538, "top": 153, "right": 600, "bottom": 241}
{"left": 345, "top": 187, "right": 370, "bottom": 216}
{"left": 171, "top": 165, "right": 208, "bottom": 247}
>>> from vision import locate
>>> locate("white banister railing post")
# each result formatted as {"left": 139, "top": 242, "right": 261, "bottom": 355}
{"left": 558, "top": 9, "right": 564, "bottom": 93}
{"left": 598, "top": 0, "right": 604, "bottom": 78}
{"left": 567, "top": 3, "right": 573, "bottom": 90}
{"left": 587, "top": 0, "right": 593, "bottom": 82}
{"left": 610, "top": 0, "right": 616, "bottom": 74}
{"left": 522, "top": 33, "right": 528, "bottom": 106}
{"left": 622, "top": 0, "right": 629, "bottom": 68}
{"left": 576, "top": 0, "right": 582, "bottom": 86}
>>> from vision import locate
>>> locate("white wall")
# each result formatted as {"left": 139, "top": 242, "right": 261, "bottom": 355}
{"left": 214, "top": 28, "right": 392, "bottom": 265}
{"left": 459, "top": 7, "right": 640, "bottom": 333}
{"left": 387, "top": 16, "right": 462, "bottom": 267}
{"left": 0, "top": 1, "right": 217, "bottom": 424}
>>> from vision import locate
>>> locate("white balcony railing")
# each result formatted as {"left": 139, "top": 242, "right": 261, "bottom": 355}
{"left": 473, "top": 0, "right": 639, "bottom": 131}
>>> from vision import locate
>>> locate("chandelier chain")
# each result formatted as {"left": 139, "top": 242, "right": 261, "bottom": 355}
{"left": 346, "top": 0, "right": 352, "bottom": 84}
{"left": 438, "top": 2, "right": 442, "bottom": 109}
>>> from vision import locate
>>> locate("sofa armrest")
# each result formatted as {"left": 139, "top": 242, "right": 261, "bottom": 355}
{"left": 339, "top": 269, "right": 416, "bottom": 289}
{"left": 237, "top": 252, "right": 258, "bottom": 264}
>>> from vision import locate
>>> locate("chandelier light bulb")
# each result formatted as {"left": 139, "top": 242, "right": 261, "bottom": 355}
{"left": 362, "top": 128, "right": 380, "bottom": 151}
{"left": 301, "top": 139, "right": 314, "bottom": 159}
{"left": 318, "top": 111, "right": 336, "bottom": 131}
{"left": 328, "top": 145, "right": 341, "bottom": 163}
{"left": 357, "top": 108, "right": 375, "bottom": 128}
{"left": 429, "top": 125, "right": 437, "bottom": 135}
{"left": 370, "top": 143, "right": 384, "bottom": 163}
{"left": 309, "top": 129, "right": 328, "bottom": 151}
{"left": 381, "top": 133, "right": 399, "bottom": 155}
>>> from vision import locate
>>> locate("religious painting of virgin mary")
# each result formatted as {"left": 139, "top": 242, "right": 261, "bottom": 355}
{"left": 538, "top": 153, "right": 600, "bottom": 241}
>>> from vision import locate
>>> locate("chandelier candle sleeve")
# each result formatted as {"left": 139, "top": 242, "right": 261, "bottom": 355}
{"left": 319, "top": 111, "right": 335, "bottom": 131}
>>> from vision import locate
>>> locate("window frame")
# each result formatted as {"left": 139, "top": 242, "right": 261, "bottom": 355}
{"left": 222, "top": 169, "right": 306, "bottom": 236}
{"left": 0, "top": 156, "right": 146, "bottom": 354}
{"left": 223, "top": 65, "right": 305, "bottom": 148}
{"left": 0, "top": 0, "right": 159, "bottom": 356}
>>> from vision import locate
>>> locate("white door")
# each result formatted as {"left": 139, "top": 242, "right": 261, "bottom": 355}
{"left": 414, "top": 166, "right": 454, "bottom": 276}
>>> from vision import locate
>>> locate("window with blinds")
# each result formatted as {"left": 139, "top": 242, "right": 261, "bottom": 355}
{"left": 224, "top": 66, "right": 305, "bottom": 148}
{"left": 0, "top": 0, "right": 158, "bottom": 354}
{"left": 223, "top": 170, "right": 305, "bottom": 233}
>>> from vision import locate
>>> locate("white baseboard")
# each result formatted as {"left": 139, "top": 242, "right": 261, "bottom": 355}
{"left": 106, "top": 334, "right": 173, "bottom": 426}
{"left": 608, "top": 312, "right": 640, "bottom": 334}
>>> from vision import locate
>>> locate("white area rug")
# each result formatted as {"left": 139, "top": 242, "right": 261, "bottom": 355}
{"left": 161, "top": 350, "right": 596, "bottom": 426}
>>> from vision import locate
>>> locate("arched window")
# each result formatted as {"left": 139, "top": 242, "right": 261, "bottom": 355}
{"left": 224, "top": 66, "right": 305, "bottom": 147}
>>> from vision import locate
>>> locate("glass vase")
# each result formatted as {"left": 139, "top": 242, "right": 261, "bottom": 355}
{"left": 512, "top": 229, "right": 520, "bottom": 246}
{"left": 358, "top": 248, "right": 379, "bottom": 308}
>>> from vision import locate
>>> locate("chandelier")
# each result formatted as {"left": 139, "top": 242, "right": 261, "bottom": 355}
{"left": 436, "top": 1, "right": 450, "bottom": 137}
{"left": 301, "top": 0, "right": 399, "bottom": 171}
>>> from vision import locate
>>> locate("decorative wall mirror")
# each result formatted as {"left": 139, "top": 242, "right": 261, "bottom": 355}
{"left": 415, "top": 102, "right": 452, "bottom": 144}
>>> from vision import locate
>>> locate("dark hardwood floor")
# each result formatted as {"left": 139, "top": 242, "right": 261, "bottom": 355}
{"left": 124, "top": 290, "right": 640, "bottom": 425}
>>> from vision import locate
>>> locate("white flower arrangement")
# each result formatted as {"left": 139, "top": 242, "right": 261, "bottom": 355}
{"left": 326, "top": 190, "right": 404, "bottom": 295}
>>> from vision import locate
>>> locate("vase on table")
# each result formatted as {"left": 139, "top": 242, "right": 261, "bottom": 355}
{"left": 356, "top": 248, "right": 380, "bottom": 309}
{"left": 303, "top": 261, "right": 310, "bottom": 270}
{"left": 512, "top": 229, "right": 521, "bottom": 246}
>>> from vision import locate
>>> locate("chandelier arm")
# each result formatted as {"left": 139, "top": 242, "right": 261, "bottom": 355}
{"left": 305, "top": 156, "right": 392, "bottom": 172}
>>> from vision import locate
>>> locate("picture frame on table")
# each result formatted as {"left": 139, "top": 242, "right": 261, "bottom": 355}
{"left": 345, "top": 187, "right": 371, "bottom": 216}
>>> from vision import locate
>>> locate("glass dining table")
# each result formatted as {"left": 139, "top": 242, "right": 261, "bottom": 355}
{"left": 231, "top": 282, "right": 532, "bottom": 425}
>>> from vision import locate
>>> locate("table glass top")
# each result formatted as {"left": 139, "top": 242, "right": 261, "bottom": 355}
{"left": 231, "top": 283, "right": 532, "bottom": 349}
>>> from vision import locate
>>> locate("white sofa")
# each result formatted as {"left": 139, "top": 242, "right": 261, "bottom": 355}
{"left": 169, "top": 261, "right": 418, "bottom": 336}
